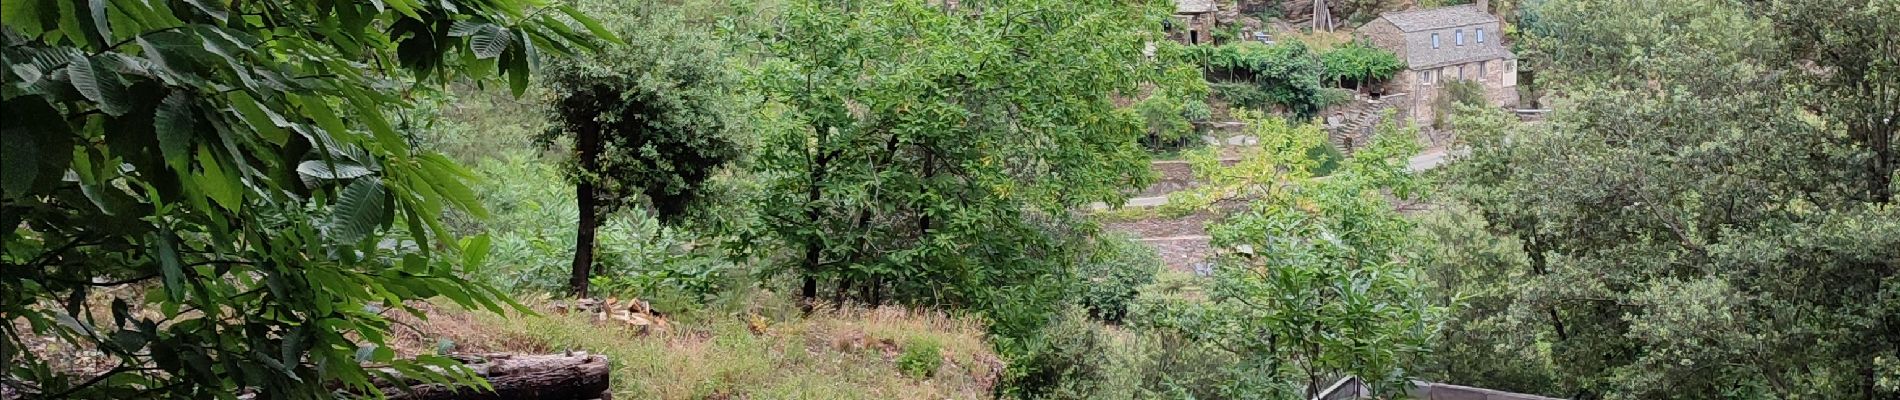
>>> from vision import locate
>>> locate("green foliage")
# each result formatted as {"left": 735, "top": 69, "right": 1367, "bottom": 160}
{"left": 1137, "top": 95, "right": 1199, "bottom": 145}
{"left": 1320, "top": 39, "right": 1405, "bottom": 89}
{"left": 1076, "top": 233, "right": 1162, "bottom": 323}
{"left": 1211, "top": 81, "right": 1273, "bottom": 109}
{"left": 1433, "top": 0, "right": 1900, "bottom": 397}
{"left": 1001, "top": 308, "right": 1123, "bottom": 399}
{"left": 1212, "top": 26, "right": 1238, "bottom": 44}
{"left": 0, "top": 1, "right": 607, "bottom": 396}
{"left": 1432, "top": 79, "right": 1488, "bottom": 129}
{"left": 410, "top": 87, "right": 552, "bottom": 165}
{"left": 1305, "top": 142, "right": 1347, "bottom": 176}
{"left": 1338, "top": 0, "right": 1406, "bottom": 24}
{"left": 1185, "top": 42, "right": 1329, "bottom": 119}
{"left": 1182, "top": 98, "right": 1215, "bottom": 122}
{"left": 748, "top": 0, "right": 1188, "bottom": 320}
{"left": 1317, "top": 87, "right": 1357, "bottom": 109}
{"left": 538, "top": 0, "right": 747, "bottom": 298}
{"left": 540, "top": 2, "right": 745, "bottom": 222}
{"left": 1121, "top": 332, "right": 1245, "bottom": 399}
{"left": 1124, "top": 278, "right": 1260, "bottom": 399}
{"left": 1249, "top": 3, "right": 1286, "bottom": 21}
{"left": 1159, "top": 110, "right": 1442, "bottom": 398}
{"left": 466, "top": 154, "right": 734, "bottom": 306}
{"left": 1411, "top": 200, "right": 1560, "bottom": 394}
{"left": 898, "top": 338, "right": 944, "bottom": 378}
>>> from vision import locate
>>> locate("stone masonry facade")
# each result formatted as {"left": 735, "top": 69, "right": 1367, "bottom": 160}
{"left": 1360, "top": 3, "right": 1519, "bottom": 128}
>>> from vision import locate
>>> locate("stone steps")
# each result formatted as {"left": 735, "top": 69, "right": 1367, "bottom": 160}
{"left": 1328, "top": 99, "right": 1394, "bottom": 155}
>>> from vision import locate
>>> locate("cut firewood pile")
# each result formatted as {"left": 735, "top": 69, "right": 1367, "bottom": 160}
{"left": 548, "top": 297, "right": 674, "bottom": 335}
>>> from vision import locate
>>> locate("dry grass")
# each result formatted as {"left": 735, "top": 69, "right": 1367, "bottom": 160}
{"left": 1279, "top": 29, "right": 1357, "bottom": 52}
{"left": 388, "top": 297, "right": 1002, "bottom": 400}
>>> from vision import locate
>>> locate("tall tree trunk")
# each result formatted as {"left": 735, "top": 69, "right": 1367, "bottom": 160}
{"left": 801, "top": 127, "right": 833, "bottom": 312}
{"left": 570, "top": 123, "right": 602, "bottom": 298}
{"left": 834, "top": 275, "right": 850, "bottom": 306}
{"left": 1526, "top": 234, "right": 1569, "bottom": 341}
{"left": 1868, "top": 121, "right": 1892, "bottom": 203}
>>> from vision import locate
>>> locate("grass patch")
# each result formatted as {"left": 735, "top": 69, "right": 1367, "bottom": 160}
{"left": 1279, "top": 29, "right": 1355, "bottom": 52}
{"left": 393, "top": 299, "right": 1000, "bottom": 399}
{"left": 1090, "top": 202, "right": 1201, "bottom": 223}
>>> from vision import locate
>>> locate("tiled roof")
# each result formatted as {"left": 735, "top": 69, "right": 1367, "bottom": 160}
{"left": 1378, "top": 4, "right": 1497, "bottom": 32}
{"left": 1410, "top": 39, "right": 1513, "bottom": 70}
{"left": 1370, "top": 5, "right": 1514, "bottom": 69}
{"left": 1175, "top": 0, "right": 1216, "bottom": 14}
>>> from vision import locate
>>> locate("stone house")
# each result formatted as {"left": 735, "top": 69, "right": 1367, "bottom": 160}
{"left": 1170, "top": 0, "right": 1219, "bottom": 45}
{"left": 1359, "top": 1, "right": 1519, "bottom": 128}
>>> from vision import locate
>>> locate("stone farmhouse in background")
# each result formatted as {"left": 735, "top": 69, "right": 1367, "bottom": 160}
{"left": 1170, "top": 0, "right": 1218, "bottom": 45}
{"left": 1360, "top": 1, "right": 1520, "bottom": 128}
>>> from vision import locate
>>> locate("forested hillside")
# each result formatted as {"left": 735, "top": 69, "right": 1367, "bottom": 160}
{"left": 2, "top": 0, "right": 1893, "bottom": 399}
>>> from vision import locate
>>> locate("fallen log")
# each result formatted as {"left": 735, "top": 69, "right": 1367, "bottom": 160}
{"left": 379, "top": 353, "right": 612, "bottom": 400}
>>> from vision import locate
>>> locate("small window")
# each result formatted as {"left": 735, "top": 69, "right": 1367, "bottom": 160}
{"left": 1459, "top": 65, "right": 1467, "bottom": 80}
{"left": 1422, "top": 70, "right": 1434, "bottom": 85}
{"left": 1477, "top": 28, "right": 1486, "bottom": 44}
{"left": 1479, "top": 61, "right": 1487, "bottom": 78}
{"left": 1432, "top": 33, "right": 1440, "bottom": 49}
{"left": 1456, "top": 30, "right": 1465, "bottom": 46}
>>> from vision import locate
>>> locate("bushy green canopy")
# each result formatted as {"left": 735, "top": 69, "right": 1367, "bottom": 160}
{"left": 1184, "top": 41, "right": 1328, "bottom": 119}
{"left": 747, "top": 0, "right": 1193, "bottom": 345}
{"left": 1320, "top": 40, "right": 1405, "bottom": 88}
{"left": 0, "top": 1, "right": 604, "bottom": 397}
{"left": 540, "top": 2, "right": 744, "bottom": 222}
{"left": 1427, "top": 0, "right": 1900, "bottom": 398}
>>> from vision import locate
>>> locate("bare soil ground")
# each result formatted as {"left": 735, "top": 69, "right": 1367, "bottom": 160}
{"left": 1137, "top": 162, "right": 1197, "bottom": 197}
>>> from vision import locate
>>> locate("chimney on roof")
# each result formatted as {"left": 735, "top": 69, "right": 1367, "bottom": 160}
{"left": 1477, "top": 0, "right": 1490, "bottom": 14}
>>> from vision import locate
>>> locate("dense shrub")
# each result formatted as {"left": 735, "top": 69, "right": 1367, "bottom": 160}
{"left": 1433, "top": 79, "right": 1490, "bottom": 129}
{"left": 1307, "top": 143, "right": 1347, "bottom": 176}
{"left": 1411, "top": 203, "right": 1561, "bottom": 394}
{"left": 1186, "top": 42, "right": 1328, "bottom": 119}
{"left": 1318, "top": 87, "right": 1358, "bottom": 109}
{"left": 899, "top": 339, "right": 945, "bottom": 378}
{"left": 1212, "top": 82, "right": 1273, "bottom": 110}
{"left": 1248, "top": 2, "right": 1284, "bottom": 21}
{"left": 1123, "top": 272, "right": 1269, "bottom": 399}
{"left": 1000, "top": 308, "right": 1124, "bottom": 399}
{"left": 1076, "top": 233, "right": 1163, "bottom": 323}
{"left": 1128, "top": 332, "right": 1249, "bottom": 399}
{"left": 1136, "top": 95, "right": 1199, "bottom": 149}
{"left": 1182, "top": 99, "right": 1215, "bottom": 122}
{"left": 467, "top": 153, "right": 737, "bottom": 310}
